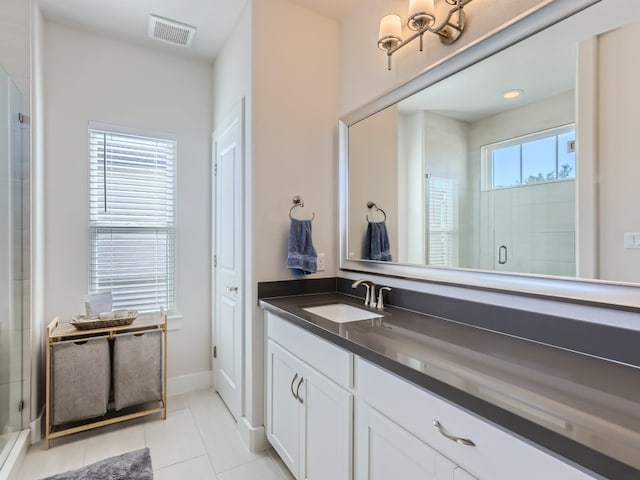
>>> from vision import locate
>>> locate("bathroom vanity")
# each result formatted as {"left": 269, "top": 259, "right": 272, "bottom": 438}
{"left": 260, "top": 287, "right": 640, "bottom": 480}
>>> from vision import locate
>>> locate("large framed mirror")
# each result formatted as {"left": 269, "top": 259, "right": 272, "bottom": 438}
{"left": 340, "top": 0, "right": 640, "bottom": 308}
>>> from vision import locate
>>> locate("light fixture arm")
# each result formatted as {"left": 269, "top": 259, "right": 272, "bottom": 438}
{"left": 380, "top": 0, "right": 472, "bottom": 70}
{"left": 427, "top": 0, "right": 469, "bottom": 38}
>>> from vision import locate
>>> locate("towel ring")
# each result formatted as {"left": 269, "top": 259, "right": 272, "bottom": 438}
{"left": 289, "top": 195, "right": 315, "bottom": 221}
{"left": 366, "top": 201, "right": 387, "bottom": 223}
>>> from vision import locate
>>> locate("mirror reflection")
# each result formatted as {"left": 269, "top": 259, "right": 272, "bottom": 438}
{"left": 347, "top": 0, "right": 640, "bottom": 283}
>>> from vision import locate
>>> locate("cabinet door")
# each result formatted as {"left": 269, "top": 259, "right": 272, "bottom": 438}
{"left": 267, "top": 340, "right": 303, "bottom": 478}
{"left": 356, "top": 358, "right": 596, "bottom": 480}
{"left": 301, "top": 362, "right": 353, "bottom": 480}
{"left": 355, "top": 401, "right": 456, "bottom": 480}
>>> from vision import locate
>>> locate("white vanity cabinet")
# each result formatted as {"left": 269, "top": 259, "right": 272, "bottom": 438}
{"left": 266, "top": 313, "right": 353, "bottom": 480}
{"left": 355, "top": 358, "right": 596, "bottom": 480}
{"left": 356, "top": 400, "right": 477, "bottom": 480}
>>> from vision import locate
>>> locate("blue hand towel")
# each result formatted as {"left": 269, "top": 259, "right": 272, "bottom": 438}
{"left": 287, "top": 219, "right": 318, "bottom": 275}
{"left": 364, "top": 221, "right": 392, "bottom": 261}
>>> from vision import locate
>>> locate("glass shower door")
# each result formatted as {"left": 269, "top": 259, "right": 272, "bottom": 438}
{"left": 0, "top": 65, "right": 24, "bottom": 471}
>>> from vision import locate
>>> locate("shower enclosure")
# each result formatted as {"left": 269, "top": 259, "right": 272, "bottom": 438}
{"left": 0, "top": 64, "right": 27, "bottom": 471}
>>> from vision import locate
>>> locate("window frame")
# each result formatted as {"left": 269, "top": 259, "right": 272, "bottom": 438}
{"left": 425, "top": 175, "right": 459, "bottom": 268}
{"left": 87, "top": 122, "right": 177, "bottom": 314}
{"left": 481, "top": 123, "right": 576, "bottom": 191}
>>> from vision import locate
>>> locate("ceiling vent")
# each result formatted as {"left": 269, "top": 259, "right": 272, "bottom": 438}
{"left": 148, "top": 14, "right": 196, "bottom": 48}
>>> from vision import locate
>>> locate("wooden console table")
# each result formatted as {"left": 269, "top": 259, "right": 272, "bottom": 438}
{"left": 45, "top": 311, "right": 167, "bottom": 448}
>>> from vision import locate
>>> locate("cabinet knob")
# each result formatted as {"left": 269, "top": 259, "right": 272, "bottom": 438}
{"left": 433, "top": 420, "right": 476, "bottom": 447}
{"left": 226, "top": 285, "right": 239, "bottom": 292}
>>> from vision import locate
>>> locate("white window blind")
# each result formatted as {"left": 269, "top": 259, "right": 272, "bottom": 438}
{"left": 88, "top": 126, "right": 176, "bottom": 313}
{"left": 426, "top": 176, "right": 458, "bottom": 267}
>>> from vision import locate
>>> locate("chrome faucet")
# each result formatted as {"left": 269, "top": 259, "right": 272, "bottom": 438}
{"left": 376, "top": 286, "right": 392, "bottom": 310}
{"left": 351, "top": 279, "right": 376, "bottom": 308}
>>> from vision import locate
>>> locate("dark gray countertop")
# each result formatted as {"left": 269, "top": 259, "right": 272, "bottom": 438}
{"left": 259, "top": 292, "right": 640, "bottom": 479}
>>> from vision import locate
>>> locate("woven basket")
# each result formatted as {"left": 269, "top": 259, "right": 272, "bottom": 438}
{"left": 71, "top": 310, "right": 138, "bottom": 330}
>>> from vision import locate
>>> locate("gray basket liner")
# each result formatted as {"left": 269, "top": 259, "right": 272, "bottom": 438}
{"left": 113, "top": 330, "right": 163, "bottom": 410}
{"left": 52, "top": 337, "right": 110, "bottom": 425}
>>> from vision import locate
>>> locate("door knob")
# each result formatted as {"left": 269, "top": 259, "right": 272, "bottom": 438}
{"left": 226, "top": 285, "right": 239, "bottom": 292}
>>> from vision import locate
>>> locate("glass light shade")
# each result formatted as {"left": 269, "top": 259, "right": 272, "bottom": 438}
{"left": 378, "top": 14, "right": 402, "bottom": 43}
{"left": 408, "top": 0, "right": 434, "bottom": 18}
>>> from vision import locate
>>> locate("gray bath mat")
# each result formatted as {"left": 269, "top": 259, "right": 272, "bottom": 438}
{"left": 41, "top": 448, "right": 153, "bottom": 480}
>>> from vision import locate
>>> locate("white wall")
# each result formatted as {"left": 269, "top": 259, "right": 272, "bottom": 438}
{"left": 43, "top": 22, "right": 213, "bottom": 384}
{"left": 597, "top": 19, "right": 640, "bottom": 283}
{"left": 213, "top": 3, "right": 252, "bottom": 131}
{"left": 247, "top": 0, "right": 339, "bottom": 433}
{"left": 0, "top": 0, "right": 30, "bottom": 105}
{"left": 398, "top": 112, "right": 424, "bottom": 264}
{"left": 253, "top": 0, "right": 339, "bottom": 283}
{"left": 348, "top": 104, "right": 398, "bottom": 261}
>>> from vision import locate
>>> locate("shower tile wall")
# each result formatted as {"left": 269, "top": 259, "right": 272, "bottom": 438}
{"left": 482, "top": 180, "right": 576, "bottom": 276}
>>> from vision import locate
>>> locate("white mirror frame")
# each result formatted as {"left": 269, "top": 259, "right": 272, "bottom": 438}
{"left": 339, "top": 0, "right": 640, "bottom": 309}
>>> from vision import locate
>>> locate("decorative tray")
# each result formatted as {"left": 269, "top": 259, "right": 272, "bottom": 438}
{"left": 71, "top": 310, "right": 138, "bottom": 330}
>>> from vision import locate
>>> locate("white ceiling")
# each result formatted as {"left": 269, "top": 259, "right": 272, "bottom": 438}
{"left": 38, "top": 0, "right": 359, "bottom": 62}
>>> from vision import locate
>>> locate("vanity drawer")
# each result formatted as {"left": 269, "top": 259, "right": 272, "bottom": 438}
{"left": 266, "top": 312, "right": 352, "bottom": 389}
{"left": 355, "top": 357, "right": 595, "bottom": 480}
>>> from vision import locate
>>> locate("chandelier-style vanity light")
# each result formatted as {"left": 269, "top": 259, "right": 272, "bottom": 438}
{"left": 378, "top": 0, "right": 472, "bottom": 70}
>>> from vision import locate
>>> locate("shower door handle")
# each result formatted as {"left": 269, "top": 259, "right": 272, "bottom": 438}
{"left": 498, "top": 245, "right": 508, "bottom": 265}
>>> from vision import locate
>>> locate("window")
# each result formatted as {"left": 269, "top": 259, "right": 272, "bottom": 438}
{"left": 426, "top": 176, "right": 458, "bottom": 267}
{"left": 88, "top": 124, "right": 176, "bottom": 313}
{"left": 482, "top": 125, "right": 575, "bottom": 190}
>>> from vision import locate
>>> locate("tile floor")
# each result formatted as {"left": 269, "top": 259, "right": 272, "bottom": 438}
{"left": 16, "top": 389, "right": 295, "bottom": 479}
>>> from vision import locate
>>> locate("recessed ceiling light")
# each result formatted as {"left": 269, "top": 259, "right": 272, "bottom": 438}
{"left": 503, "top": 89, "right": 524, "bottom": 100}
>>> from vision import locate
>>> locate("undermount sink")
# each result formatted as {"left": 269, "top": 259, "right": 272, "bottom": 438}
{"left": 302, "top": 303, "right": 382, "bottom": 323}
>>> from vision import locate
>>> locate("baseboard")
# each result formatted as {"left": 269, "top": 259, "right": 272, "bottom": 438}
{"left": 29, "top": 408, "right": 44, "bottom": 444}
{"left": 0, "top": 430, "right": 30, "bottom": 480}
{"left": 238, "top": 416, "right": 268, "bottom": 453}
{"left": 167, "top": 370, "right": 213, "bottom": 396}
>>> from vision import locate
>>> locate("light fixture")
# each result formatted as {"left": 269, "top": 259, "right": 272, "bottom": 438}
{"left": 503, "top": 89, "right": 524, "bottom": 99}
{"left": 377, "top": 14, "right": 403, "bottom": 52}
{"left": 378, "top": 0, "right": 472, "bottom": 70}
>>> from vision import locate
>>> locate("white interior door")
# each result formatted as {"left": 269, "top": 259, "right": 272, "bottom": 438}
{"left": 213, "top": 100, "right": 244, "bottom": 421}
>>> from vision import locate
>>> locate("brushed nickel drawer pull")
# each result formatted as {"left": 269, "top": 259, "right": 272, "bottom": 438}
{"left": 433, "top": 420, "right": 476, "bottom": 447}
{"left": 296, "top": 377, "right": 304, "bottom": 404}
{"left": 291, "top": 373, "right": 299, "bottom": 400}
